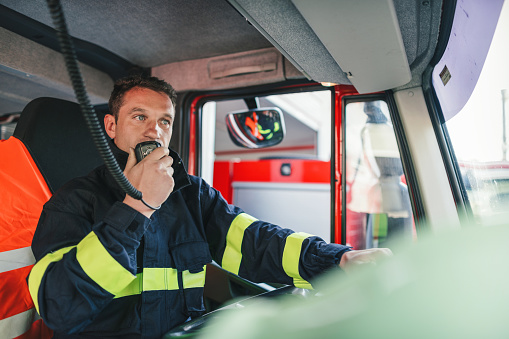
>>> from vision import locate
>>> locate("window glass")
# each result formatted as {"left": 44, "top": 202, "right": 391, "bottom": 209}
{"left": 201, "top": 89, "right": 333, "bottom": 241}
{"left": 344, "top": 100, "right": 415, "bottom": 249}
{"left": 437, "top": 2, "right": 509, "bottom": 225}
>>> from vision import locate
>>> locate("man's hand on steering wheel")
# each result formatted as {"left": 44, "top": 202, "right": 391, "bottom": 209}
{"left": 339, "top": 248, "right": 393, "bottom": 274}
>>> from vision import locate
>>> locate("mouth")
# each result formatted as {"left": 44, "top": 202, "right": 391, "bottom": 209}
{"left": 136, "top": 139, "right": 165, "bottom": 150}
{"left": 139, "top": 138, "right": 160, "bottom": 144}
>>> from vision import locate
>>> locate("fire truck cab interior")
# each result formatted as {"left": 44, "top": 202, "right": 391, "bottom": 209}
{"left": 1, "top": 0, "right": 508, "bottom": 337}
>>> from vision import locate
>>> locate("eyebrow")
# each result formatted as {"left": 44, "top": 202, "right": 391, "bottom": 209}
{"left": 128, "top": 107, "right": 147, "bottom": 115}
{"left": 129, "top": 107, "right": 174, "bottom": 120}
{"left": 162, "top": 113, "right": 174, "bottom": 122}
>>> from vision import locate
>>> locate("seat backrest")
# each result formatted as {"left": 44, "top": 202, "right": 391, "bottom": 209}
{"left": 13, "top": 97, "right": 106, "bottom": 193}
{"left": 0, "top": 97, "right": 106, "bottom": 338}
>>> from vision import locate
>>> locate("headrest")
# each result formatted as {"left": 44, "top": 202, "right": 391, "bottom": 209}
{"left": 13, "top": 97, "right": 106, "bottom": 193}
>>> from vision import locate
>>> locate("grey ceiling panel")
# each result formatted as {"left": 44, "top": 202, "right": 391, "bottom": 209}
{"left": 228, "top": 0, "right": 350, "bottom": 85}
{"left": 292, "top": 0, "right": 411, "bottom": 93}
{"left": 0, "top": 0, "right": 272, "bottom": 67}
{"left": 227, "top": 0, "right": 442, "bottom": 92}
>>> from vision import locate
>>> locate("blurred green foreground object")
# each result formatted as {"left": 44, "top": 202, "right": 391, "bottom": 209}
{"left": 199, "top": 223, "right": 509, "bottom": 339}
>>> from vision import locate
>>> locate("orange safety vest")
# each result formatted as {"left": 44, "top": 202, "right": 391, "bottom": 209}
{"left": 0, "top": 137, "right": 53, "bottom": 338}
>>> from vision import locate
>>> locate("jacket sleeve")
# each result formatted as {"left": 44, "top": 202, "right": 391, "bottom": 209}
{"left": 29, "top": 194, "right": 150, "bottom": 334}
{"left": 200, "top": 179, "right": 351, "bottom": 288}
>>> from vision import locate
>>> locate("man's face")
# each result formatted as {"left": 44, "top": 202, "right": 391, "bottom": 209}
{"left": 104, "top": 87, "right": 175, "bottom": 152}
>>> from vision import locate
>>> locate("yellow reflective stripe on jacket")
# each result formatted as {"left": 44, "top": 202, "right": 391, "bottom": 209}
{"left": 282, "top": 232, "right": 314, "bottom": 290}
{"left": 114, "top": 266, "right": 207, "bottom": 299}
{"left": 183, "top": 268, "right": 207, "bottom": 288}
{"left": 28, "top": 245, "right": 76, "bottom": 314}
{"left": 76, "top": 231, "right": 135, "bottom": 295}
{"left": 143, "top": 267, "right": 179, "bottom": 291}
{"left": 222, "top": 213, "right": 257, "bottom": 274}
{"left": 114, "top": 273, "right": 143, "bottom": 298}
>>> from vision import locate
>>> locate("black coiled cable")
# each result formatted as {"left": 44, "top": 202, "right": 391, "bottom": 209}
{"left": 46, "top": 0, "right": 142, "bottom": 200}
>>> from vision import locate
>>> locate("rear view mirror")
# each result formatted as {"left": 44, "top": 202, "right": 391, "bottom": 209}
{"left": 225, "top": 108, "right": 285, "bottom": 149}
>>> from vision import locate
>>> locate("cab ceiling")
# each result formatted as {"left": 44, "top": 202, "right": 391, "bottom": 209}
{"left": 0, "top": 0, "right": 443, "bottom": 114}
{"left": 0, "top": 0, "right": 273, "bottom": 68}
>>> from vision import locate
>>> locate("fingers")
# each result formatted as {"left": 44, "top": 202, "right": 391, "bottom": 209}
{"left": 159, "top": 154, "right": 174, "bottom": 169}
{"left": 122, "top": 146, "right": 175, "bottom": 218}
{"left": 125, "top": 147, "right": 173, "bottom": 178}
{"left": 375, "top": 247, "right": 393, "bottom": 258}
{"left": 339, "top": 248, "right": 393, "bottom": 273}
{"left": 144, "top": 146, "right": 169, "bottom": 160}
{"left": 361, "top": 247, "right": 393, "bottom": 259}
{"left": 124, "top": 147, "right": 138, "bottom": 173}
{"left": 140, "top": 147, "right": 173, "bottom": 168}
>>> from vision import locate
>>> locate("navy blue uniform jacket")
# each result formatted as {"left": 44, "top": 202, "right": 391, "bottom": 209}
{"left": 29, "top": 141, "right": 350, "bottom": 338}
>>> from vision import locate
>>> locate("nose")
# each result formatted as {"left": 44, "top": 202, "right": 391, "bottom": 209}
{"left": 145, "top": 119, "right": 161, "bottom": 139}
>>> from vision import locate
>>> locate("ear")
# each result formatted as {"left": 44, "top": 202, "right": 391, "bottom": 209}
{"left": 104, "top": 114, "right": 116, "bottom": 139}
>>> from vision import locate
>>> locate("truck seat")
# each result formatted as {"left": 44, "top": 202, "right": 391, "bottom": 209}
{"left": 0, "top": 97, "right": 105, "bottom": 338}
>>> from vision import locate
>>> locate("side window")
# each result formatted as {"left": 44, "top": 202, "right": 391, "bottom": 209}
{"left": 434, "top": 1, "right": 508, "bottom": 226}
{"left": 344, "top": 100, "right": 415, "bottom": 249}
{"left": 200, "top": 89, "right": 333, "bottom": 241}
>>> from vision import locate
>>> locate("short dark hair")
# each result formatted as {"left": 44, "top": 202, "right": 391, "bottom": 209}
{"left": 108, "top": 75, "right": 177, "bottom": 121}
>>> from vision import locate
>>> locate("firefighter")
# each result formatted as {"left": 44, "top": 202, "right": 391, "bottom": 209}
{"left": 28, "top": 76, "right": 391, "bottom": 338}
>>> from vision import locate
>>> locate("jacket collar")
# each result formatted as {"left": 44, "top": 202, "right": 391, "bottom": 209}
{"left": 108, "top": 139, "right": 191, "bottom": 193}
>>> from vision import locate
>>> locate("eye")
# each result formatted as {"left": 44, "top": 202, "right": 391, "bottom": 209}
{"left": 134, "top": 115, "right": 146, "bottom": 121}
{"left": 161, "top": 119, "right": 171, "bottom": 126}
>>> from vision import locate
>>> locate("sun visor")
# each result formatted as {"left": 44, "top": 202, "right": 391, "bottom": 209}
{"left": 152, "top": 48, "right": 304, "bottom": 92}
{"left": 291, "top": 0, "right": 411, "bottom": 93}
{"left": 208, "top": 50, "right": 278, "bottom": 79}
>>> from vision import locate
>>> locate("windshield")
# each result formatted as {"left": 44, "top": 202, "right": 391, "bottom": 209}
{"left": 434, "top": 0, "right": 509, "bottom": 225}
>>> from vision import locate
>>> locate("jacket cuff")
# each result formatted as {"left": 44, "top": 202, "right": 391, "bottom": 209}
{"left": 315, "top": 242, "right": 352, "bottom": 266}
{"left": 333, "top": 245, "right": 353, "bottom": 266}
